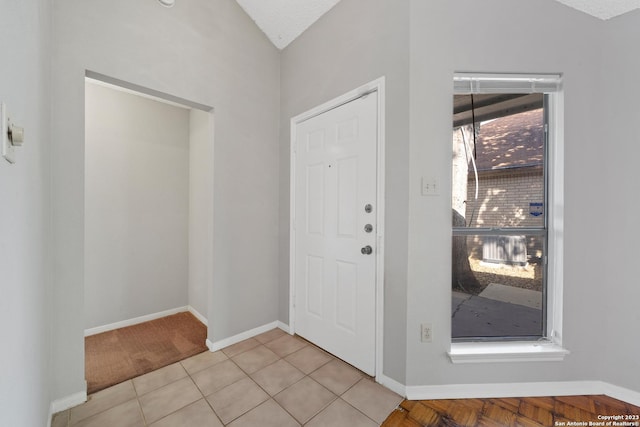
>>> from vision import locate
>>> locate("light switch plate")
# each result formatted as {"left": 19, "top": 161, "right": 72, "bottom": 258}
{"left": 421, "top": 323, "right": 433, "bottom": 343}
{"left": 1, "top": 103, "right": 16, "bottom": 164}
{"left": 421, "top": 176, "right": 439, "bottom": 196}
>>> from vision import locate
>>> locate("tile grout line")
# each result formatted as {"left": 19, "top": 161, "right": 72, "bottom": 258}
{"left": 137, "top": 396, "right": 148, "bottom": 427}
{"left": 158, "top": 339, "right": 264, "bottom": 425}
{"left": 65, "top": 329, "right": 393, "bottom": 427}
{"left": 258, "top": 336, "right": 384, "bottom": 426}
{"left": 267, "top": 362, "right": 336, "bottom": 426}
{"left": 224, "top": 341, "right": 309, "bottom": 425}
{"left": 255, "top": 339, "right": 377, "bottom": 426}
{"left": 253, "top": 339, "right": 340, "bottom": 425}
{"left": 130, "top": 378, "right": 150, "bottom": 427}
{"left": 212, "top": 334, "right": 341, "bottom": 426}
{"left": 183, "top": 332, "right": 305, "bottom": 426}
{"left": 337, "top": 377, "right": 384, "bottom": 426}
{"left": 179, "top": 355, "right": 225, "bottom": 426}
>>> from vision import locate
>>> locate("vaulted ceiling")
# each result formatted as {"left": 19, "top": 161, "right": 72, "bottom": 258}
{"left": 554, "top": 0, "right": 640, "bottom": 20}
{"left": 234, "top": 0, "right": 341, "bottom": 49}
{"left": 235, "top": 0, "right": 640, "bottom": 50}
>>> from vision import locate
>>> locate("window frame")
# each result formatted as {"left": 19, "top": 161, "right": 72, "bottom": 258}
{"left": 449, "top": 73, "right": 567, "bottom": 362}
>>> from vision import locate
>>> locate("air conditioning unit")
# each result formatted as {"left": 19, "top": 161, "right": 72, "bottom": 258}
{"left": 482, "top": 235, "right": 527, "bottom": 266}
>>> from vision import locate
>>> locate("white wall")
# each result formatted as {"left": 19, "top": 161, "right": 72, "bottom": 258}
{"left": 51, "top": 0, "right": 280, "bottom": 401}
{"left": 406, "top": 0, "right": 608, "bottom": 386}
{"left": 0, "top": 0, "right": 52, "bottom": 425}
{"left": 280, "top": 0, "right": 411, "bottom": 383}
{"left": 84, "top": 82, "right": 190, "bottom": 329}
{"left": 33, "top": 0, "right": 639, "bottom": 410}
{"left": 600, "top": 9, "right": 640, "bottom": 392}
{"left": 281, "top": 0, "right": 640, "bottom": 394}
{"left": 189, "top": 109, "right": 214, "bottom": 319}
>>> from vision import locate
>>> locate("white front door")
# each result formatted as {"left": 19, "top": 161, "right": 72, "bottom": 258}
{"left": 293, "top": 92, "right": 378, "bottom": 375}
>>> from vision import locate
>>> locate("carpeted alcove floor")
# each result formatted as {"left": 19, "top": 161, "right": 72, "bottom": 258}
{"left": 84, "top": 311, "right": 207, "bottom": 394}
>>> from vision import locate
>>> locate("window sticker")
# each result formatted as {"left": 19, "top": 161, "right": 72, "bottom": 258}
{"left": 530, "top": 202, "right": 543, "bottom": 217}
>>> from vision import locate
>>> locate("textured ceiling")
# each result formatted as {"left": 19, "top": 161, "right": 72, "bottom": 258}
{"left": 236, "top": 0, "right": 640, "bottom": 50}
{"left": 235, "top": 0, "right": 341, "bottom": 49}
{"left": 554, "top": 0, "right": 640, "bottom": 19}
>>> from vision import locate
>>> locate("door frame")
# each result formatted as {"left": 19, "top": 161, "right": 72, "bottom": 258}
{"left": 289, "top": 77, "right": 386, "bottom": 378}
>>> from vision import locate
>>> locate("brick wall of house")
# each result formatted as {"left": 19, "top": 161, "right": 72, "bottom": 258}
{"left": 465, "top": 169, "right": 543, "bottom": 228}
{"left": 463, "top": 168, "right": 545, "bottom": 262}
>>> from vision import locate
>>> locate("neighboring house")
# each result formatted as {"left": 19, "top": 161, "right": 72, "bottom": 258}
{"left": 464, "top": 109, "right": 545, "bottom": 263}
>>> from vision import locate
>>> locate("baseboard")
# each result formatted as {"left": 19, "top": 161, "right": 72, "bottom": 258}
{"left": 49, "top": 390, "right": 87, "bottom": 418}
{"left": 377, "top": 373, "right": 407, "bottom": 397}
{"left": 202, "top": 320, "right": 410, "bottom": 399}
{"left": 276, "top": 320, "right": 291, "bottom": 334}
{"left": 187, "top": 318, "right": 640, "bottom": 408}
{"left": 84, "top": 306, "right": 189, "bottom": 336}
{"left": 187, "top": 305, "right": 208, "bottom": 326}
{"left": 406, "top": 380, "right": 640, "bottom": 406}
{"left": 603, "top": 382, "right": 640, "bottom": 407}
{"left": 206, "top": 321, "right": 284, "bottom": 352}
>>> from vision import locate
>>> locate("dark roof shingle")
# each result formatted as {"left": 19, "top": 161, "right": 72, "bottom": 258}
{"left": 474, "top": 108, "right": 544, "bottom": 171}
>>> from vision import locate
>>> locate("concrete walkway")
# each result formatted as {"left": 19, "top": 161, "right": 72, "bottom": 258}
{"left": 452, "top": 285, "right": 543, "bottom": 338}
{"left": 479, "top": 283, "right": 542, "bottom": 309}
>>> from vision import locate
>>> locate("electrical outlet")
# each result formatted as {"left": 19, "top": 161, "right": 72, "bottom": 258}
{"left": 421, "top": 323, "right": 433, "bottom": 343}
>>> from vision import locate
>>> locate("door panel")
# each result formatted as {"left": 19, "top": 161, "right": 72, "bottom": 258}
{"left": 294, "top": 93, "right": 378, "bottom": 375}
{"left": 305, "top": 255, "right": 324, "bottom": 318}
{"left": 337, "top": 156, "right": 358, "bottom": 237}
{"left": 306, "top": 163, "right": 325, "bottom": 236}
{"left": 336, "top": 260, "right": 358, "bottom": 333}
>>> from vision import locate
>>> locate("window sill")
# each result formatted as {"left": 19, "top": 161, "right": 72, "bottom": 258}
{"left": 448, "top": 342, "right": 570, "bottom": 364}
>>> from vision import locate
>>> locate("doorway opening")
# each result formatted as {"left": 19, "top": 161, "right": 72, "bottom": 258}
{"left": 83, "top": 72, "right": 214, "bottom": 392}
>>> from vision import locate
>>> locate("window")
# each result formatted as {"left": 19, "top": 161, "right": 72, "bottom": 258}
{"left": 451, "top": 74, "right": 563, "bottom": 346}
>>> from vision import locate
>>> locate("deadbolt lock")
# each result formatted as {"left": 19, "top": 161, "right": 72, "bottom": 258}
{"left": 364, "top": 224, "right": 373, "bottom": 233}
{"left": 364, "top": 204, "right": 373, "bottom": 213}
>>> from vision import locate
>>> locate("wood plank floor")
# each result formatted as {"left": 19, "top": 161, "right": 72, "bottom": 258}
{"left": 382, "top": 395, "right": 640, "bottom": 427}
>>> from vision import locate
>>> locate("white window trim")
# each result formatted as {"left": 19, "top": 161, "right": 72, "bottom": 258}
{"left": 450, "top": 73, "right": 567, "bottom": 363}
{"left": 448, "top": 341, "right": 569, "bottom": 364}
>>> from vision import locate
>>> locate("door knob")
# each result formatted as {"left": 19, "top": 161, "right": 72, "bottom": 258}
{"left": 361, "top": 245, "right": 373, "bottom": 255}
{"left": 364, "top": 224, "right": 373, "bottom": 233}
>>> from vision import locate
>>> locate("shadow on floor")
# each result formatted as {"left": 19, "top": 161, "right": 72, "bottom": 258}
{"left": 452, "top": 290, "right": 542, "bottom": 339}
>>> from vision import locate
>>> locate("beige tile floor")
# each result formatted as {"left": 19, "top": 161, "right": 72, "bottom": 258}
{"left": 52, "top": 328, "right": 403, "bottom": 427}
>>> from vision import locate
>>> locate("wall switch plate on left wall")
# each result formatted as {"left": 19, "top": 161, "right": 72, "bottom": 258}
{"left": 2, "top": 103, "right": 16, "bottom": 164}
{"left": 2, "top": 102, "right": 24, "bottom": 164}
